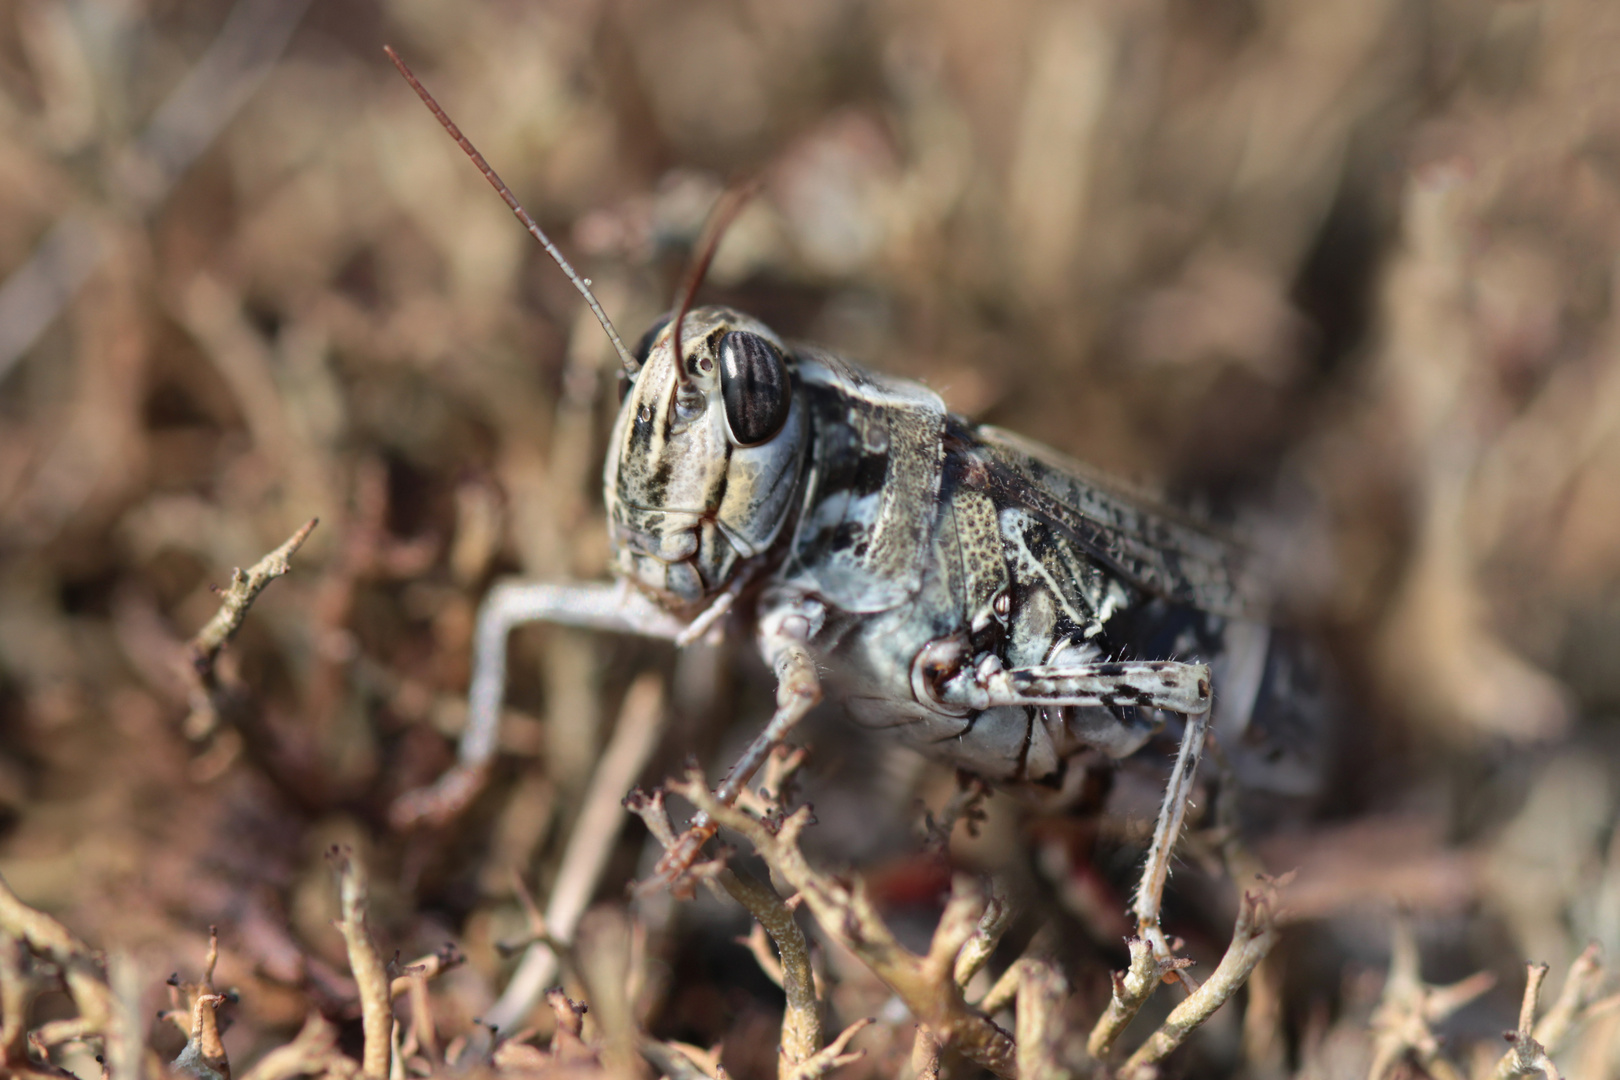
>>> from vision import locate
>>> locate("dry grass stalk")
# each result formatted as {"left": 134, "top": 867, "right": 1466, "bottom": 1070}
{"left": 329, "top": 847, "right": 392, "bottom": 1080}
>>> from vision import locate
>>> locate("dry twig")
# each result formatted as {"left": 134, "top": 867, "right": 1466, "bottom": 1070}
{"left": 1367, "top": 917, "right": 1495, "bottom": 1080}
{"left": 329, "top": 848, "right": 392, "bottom": 1080}
{"left": 481, "top": 673, "right": 667, "bottom": 1033}
{"left": 185, "top": 518, "right": 318, "bottom": 736}
{"left": 668, "top": 770, "right": 1017, "bottom": 1077}
{"left": 1119, "top": 884, "right": 1282, "bottom": 1077}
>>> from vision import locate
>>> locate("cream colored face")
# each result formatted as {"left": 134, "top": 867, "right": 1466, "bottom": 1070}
{"left": 604, "top": 306, "right": 810, "bottom": 610}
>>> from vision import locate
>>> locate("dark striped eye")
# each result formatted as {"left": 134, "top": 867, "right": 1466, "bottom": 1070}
{"left": 719, "top": 331, "right": 790, "bottom": 446}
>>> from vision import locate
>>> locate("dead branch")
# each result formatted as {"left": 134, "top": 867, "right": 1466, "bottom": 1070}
{"left": 1368, "top": 917, "right": 1494, "bottom": 1080}
{"left": 172, "top": 993, "right": 230, "bottom": 1080}
{"left": 0, "top": 871, "right": 112, "bottom": 1047}
{"left": 782, "top": 1017, "right": 872, "bottom": 1080}
{"left": 954, "top": 890, "right": 1011, "bottom": 990}
{"left": 329, "top": 848, "right": 392, "bottom": 1080}
{"left": 1015, "top": 960, "right": 1072, "bottom": 1080}
{"left": 718, "top": 868, "right": 822, "bottom": 1074}
{"left": 1086, "top": 936, "right": 1192, "bottom": 1059}
{"left": 169, "top": 928, "right": 230, "bottom": 1080}
{"left": 386, "top": 944, "right": 465, "bottom": 1001}
{"left": 669, "top": 770, "right": 1018, "bottom": 1078}
{"left": 1494, "top": 962, "right": 1563, "bottom": 1080}
{"left": 1120, "top": 885, "right": 1282, "bottom": 1077}
{"left": 1530, "top": 943, "right": 1607, "bottom": 1058}
{"left": 189, "top": 518, "right": 318, "bottom": 680}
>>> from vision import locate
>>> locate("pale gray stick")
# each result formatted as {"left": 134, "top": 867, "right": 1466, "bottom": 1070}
{"left": 480, "top": 674, "right": 667, "bottom": 1034}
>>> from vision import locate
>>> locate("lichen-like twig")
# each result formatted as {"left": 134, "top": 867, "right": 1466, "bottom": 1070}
{"left": 668, "top": 770, "right": 1017, "bottom": 1077}
{"left": 1120, "top": 884, "right": 1282, "bottom": 1076}
{"left": 717, "top": 868, "right": 822, "bottom": 1073}
{"left": 1085, "top": 936, "right": 1192, "bottom": 1059}
{"left": 330, "top": 848, "right": 392, "bottom": 1080}
{"left": 1367, "top": 916, "right": 1494, "bottom": 1080}
{"left": 1494, "top": 962, "right": 1563, "bottom": 1080}
{"left": 189, "top": 519, "right": 319, "bottom": 678}
{"left": 1016, "top": 960, "right": 1071, "bottom": 1080}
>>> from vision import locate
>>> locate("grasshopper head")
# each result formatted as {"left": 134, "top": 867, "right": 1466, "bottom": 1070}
{"left": 604, "top": 305, "right": 808, "bottom": 610}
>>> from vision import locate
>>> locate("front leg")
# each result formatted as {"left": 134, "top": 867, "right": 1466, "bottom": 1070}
{"left": 390, "top": 578, "right": 684, "bottom": 827}
{"left": 648, "top": 601, "right": 824, "bottom": 887}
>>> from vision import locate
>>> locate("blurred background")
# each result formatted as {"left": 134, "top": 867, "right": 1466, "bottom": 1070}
{"left": 2, "top": 0, "right": 1620, "bottom": 1074}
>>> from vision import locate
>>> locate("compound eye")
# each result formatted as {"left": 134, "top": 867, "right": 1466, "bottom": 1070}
{"left": 718, "top": 331, "right": 790, "bottom": 446}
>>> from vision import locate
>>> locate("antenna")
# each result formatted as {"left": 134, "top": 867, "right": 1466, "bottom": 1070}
{"left": 667, "top": 179, "right": 761, "bottom": 388}
{"left": 383, "top": 46, "right": 641, "bottom": 377}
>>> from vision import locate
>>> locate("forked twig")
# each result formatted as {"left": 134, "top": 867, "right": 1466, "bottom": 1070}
{"left": 668, "top": 770, "right": 1017, "bottom": 1077}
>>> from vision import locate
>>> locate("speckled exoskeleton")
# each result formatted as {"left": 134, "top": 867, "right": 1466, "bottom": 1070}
{"left": 384, "top": 48, "right": 1327, "bottom": 887}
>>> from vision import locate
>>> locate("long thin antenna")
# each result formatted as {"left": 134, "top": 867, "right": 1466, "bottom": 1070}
{"left": 667, "top": 179, "right": 761, "bottom": 388}
{"left": 383, "top": 46, "right": 641, "bottom": 377}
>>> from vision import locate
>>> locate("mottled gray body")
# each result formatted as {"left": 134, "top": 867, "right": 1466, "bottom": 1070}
{"left": 595, "top": 306, "right": 1324, "bottom": 792}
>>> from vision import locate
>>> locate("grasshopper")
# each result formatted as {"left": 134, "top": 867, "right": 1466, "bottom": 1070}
{"left": 383, "top": 50, "right": 1324, "bottom": 885}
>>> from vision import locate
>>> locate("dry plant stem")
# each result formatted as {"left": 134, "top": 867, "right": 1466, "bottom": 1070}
{"left": 717, "top": 868, "right": 821, "bottom": 1073}
{"left": 1367, "top": 917, "right": 1493, "bottom": 1080}
{"left": 386, "top": 946, "right": 464, "bottom": 1001}
{"left": 1133, "top": 708, "right": 1209, "bottom": 991}
{"left": 0, "top": 938, "right": 30, "bottom": 1063}
{"left": 237, "top": 1015, "right": 343, "bottom": 1080}
{"left": 482, "top": 673, "right": 667, "bottom": 1033}
{"left": 106, "top": 952, "right": 150, "bottom": 1080}
{"left": 170, "top": 929, "right": 230, "bottom": 1080}
{"left": 1086, "top": 936, "right": 1190, "bottom": 1059}
{"left": 782, "top": 1018, "right": 872, "bottom": 1080}
{"left": 1016, "top": 961, "right": 1072, "bottom": 1080}
{"left": 1494, "top": 963, "right": 1563, "bottom": 1080}
{"left": 404, "top": 972, "right": 436, "bottom": 1063}
{"left": 0, "top": 872, "right": 111, "bottom": 1044}
{"left": 172, "top": 994, "right": 230, "bottom": 1080}
{"left": 670, "top": 773, "right": 1018, "bottom": 1078}
{"left": 1532, "top": 943, "right": 1605, "bottom": 1054}
{"left": 331, "top": 849, "right": 392, "bottom": 1080}
{"left": 953, "top": 892, "right": 1011, "bottom": 989}
{"left": 1119, "top": 888, "right": 1281, "bottom": 1078}
{"left": 190, "top": 519, "right": 318, "bottom": 675}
